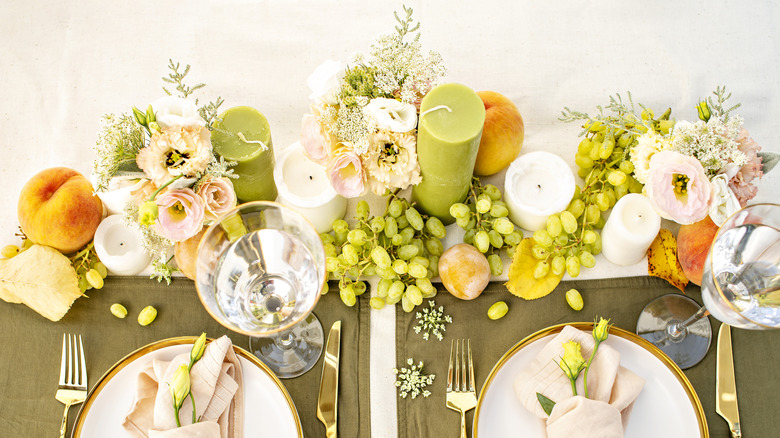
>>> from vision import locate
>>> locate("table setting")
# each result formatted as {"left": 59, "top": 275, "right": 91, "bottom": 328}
{"left": 1, "top": 1, "right": 780, "bottom": 437}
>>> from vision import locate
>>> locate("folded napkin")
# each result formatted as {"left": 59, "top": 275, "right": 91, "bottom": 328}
{"left": 513, "top": 325, "right": 644, "bottom": 437}
{"left": 122, "top": 335, "right": 244, "bottom": 438}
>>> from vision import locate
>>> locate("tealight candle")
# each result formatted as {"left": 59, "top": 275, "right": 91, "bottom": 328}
{"left": 504, "top": 151, "right": 575, "bottom": 231}
{"left": 93, "top": 215, "right": 151, "bottom": 275}
{"left": 274, "top": 142, "right": 347, "bottom": 233}
{"left": 601, "top": 193, "right": 661, "bottom": 265}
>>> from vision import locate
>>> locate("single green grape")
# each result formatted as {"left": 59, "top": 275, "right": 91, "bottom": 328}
{"left": 533, "top": 261, "right": 550, "bottom": 279}
{"left": 320, "top": 233, "right": 336, "bottom": 245}
{"left": 575, "top": 155, "right": 594, "bottom": 169}
{"left": 332, "top": 219, "right": 349, "bottom": 234}
{"left": 532, "top": 229, "right": 553, "bottom": 247}
{"left": 449, "top": 203, "right": 470, "bottom": 220}
{"left": 425, "top": 217, "right": 446, "bottom": 239}
{"left": 387, "top": 199, "right": 404, "bottom": 218}
{"left": 377, "top": 278, "right": 393, "bottom": 298}
{"left": 488, "top": 230, "right": 503, "bottom": 248}
{"left": 389, "top": 281, "right": 405, "bottom": 300}
{"left": 585, "top": 204, "right": 601, "bottom": 223}
{"left": 370, "top": 216, "right": 385, "bottom": 233}
{"left": 476, "top": 196, "right": 491, "bottom": 214}
{"left": 583, "top": 229, "right": 598, "bottom": 244}
{"left": 474, "top": 230, "right": 490, "bottom": 253}
{"left": 370, "top": 246, "right": 392, "bottom": 268}
{"left": 370, "top": 297, "right": 386, "bottom": 310}
{"left": 560, "top": 211, "right": 577, "bottom": 234}
{"left": 392, "top": 259, "right": 408, "bottom": 275}
{"left": 405, "top": 207, "right": 424, "bottom": 231}
{"left": 487, "top": 254, "right": 503, "bottom": 276}
{"left": 489, "top": 204, "right": 509, "bottom": 218}
{"left": 401, "top": 294, "right": 415, "bottom": 313}
{"left": 425, "top": 238, "right": 444, "bottom": 256}
{"left": 341, "top": 244, "right": 359, "bottom": 265}
{"left": 398, "top": 244, "right": 419, "bottom": 260}
{"left": 546, "top": 215, "right": 563, "bottom": 237}
{"left": 551, "top": 255, "right": 566, "bottom": 276}
{"left": 566, "top": 256, "right": 581, "bottom": 277}
{"left": 619, "top": 160, "right": 634, "bottom": 174}
{"left": 463, "top": 228, "right": 476, "bottom": 245}
{"left": 408, "top": 262, "right": 428, "bottom": 279}
{"left": 483, "top": 184, "right": 502, "bottom": 201}
{"left": 405, "top": 285, "right": 423, "bottom": 306}
{"left": 577, "top": 137, "right": 593, "bottom": 154}
{"left": 504, "top": 230, "right": 523, "bottom": 246}
{"left": 579, "top": 251, "right": 596, "bottom": 268}
{"left": 356, "top": 200, "right": 370, "bottom": 220}
{"left": 607, "top": 170, "right": 627, "bottom": 186}
{"left": 347, "top": 229, "right": 368, "bottom": 246}
{"left": 384, "top": 216, "right": 398, "bottom": 238}
{"left": 532, "top": 245, "right": 549, "bottom": 260}
{"left": 340, "top": 284, "right": 357, "bottom": 306}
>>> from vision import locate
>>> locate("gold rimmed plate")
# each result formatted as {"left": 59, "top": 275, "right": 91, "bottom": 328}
{"left": 473, "top": 323, "right": 708, "bottom": 437}
{"left": 72, "top": 336, "right": 303, "bottom": 437}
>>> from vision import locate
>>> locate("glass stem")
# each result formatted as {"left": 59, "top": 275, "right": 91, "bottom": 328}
{"left": 667, "top": 306, "right": 710, "bottom": 341}
{"left": 274, "top": 331, "right": 296, "bottom": 349}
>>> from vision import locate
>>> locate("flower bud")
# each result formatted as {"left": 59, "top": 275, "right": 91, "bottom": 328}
{"left": 696, "top": 100, "right": 711, "bottom": 122}
{"left": 559, "top": 341, "right": 585, "bottom": 379}
{"left": 191, "top": 333, "right": 207, "bottom": 363}
{"left": 138, "top": 201, "right": 159, "bottom": 227}
{"left": 132, "top": 106, "right": 147, "bottom": 126}
{"left": 593, "top": 317, "right": 611, "bottom": 342}
{"left": 169, "top": 364, "right": 191, "bottom": 408}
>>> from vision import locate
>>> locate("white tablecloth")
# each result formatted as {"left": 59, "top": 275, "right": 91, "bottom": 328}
{"left": 2, "top": 1, "right": 778, "bottom": 437}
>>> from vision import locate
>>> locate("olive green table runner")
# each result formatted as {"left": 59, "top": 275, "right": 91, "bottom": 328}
{"left": 395, "top": 276, "right": 780, "bottom": 438}
{"left": 0, "top": 277, "right": 370, "bottom": 438}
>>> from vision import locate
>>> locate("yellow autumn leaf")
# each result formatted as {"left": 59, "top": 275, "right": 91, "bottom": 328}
{"left": 647, "top": 229, "right": 688, "bottom": 292}
{"left": 506, "top": 238, "right": 564, "bottom": 300}
{"left": 0, "top": 244, "right": 82, "bottom": 321}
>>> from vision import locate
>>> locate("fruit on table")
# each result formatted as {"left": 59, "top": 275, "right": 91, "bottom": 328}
{"left": 565, "top": 288, "right": 583, "bottom": 311}
{"left": 17, "top": 167, "right": 103, "bottom": 254}
{"left": 487, "top": 301, "right": 509, "bottom": 320}
{"left": 110, "top": 303, "right": 128, "bottom": 319}
{"left": 137, "top": 305, "right": 157, "bottom": 326}
{"left": 174, "top": 228, "right": 207, "bottom": 280}
{"left": 677, "top": 216, "right": 719, "bottom": 286}
{"left": 473, "top": 91, "right": 524, "bottom": 176}
{"left": 438, "top": 243, "right": 490, "bottom": 300}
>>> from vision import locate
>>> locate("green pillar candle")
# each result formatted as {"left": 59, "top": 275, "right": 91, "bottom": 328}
{"left": 211, "top": 106, "right": 278, "bottom": 202}
{"left": 411, "top": 83, "right": 485, "bottom": 224}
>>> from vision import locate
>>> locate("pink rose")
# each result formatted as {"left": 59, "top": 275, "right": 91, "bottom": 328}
{"left": 729, "top": 128, "right": 763, "bottom": 206}
{"left": 197, "top": 177, "right": 237, "bottom": 221}
{"left": 327, "top": 148, "right": 366, "bottom": 198}
{"left": 300, "top": 114, "right": 333, "bottom": 165}
{"left": 645, "top": 151, "right": 713, "bottom": 225}
{"left": 154, "top": 188, "right": 206, "bottom": 242}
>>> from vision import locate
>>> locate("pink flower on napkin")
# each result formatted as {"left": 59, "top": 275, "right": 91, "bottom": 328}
{"left": 327, "top": 146, "right": 366, "bottom": 198}
{"left": 197, "top": 177, "right": 237, "bottom": 221}
{"left": 645, "top": 151, "right": 713, "bottom": 225}
{"left": 155, "top": 188, "right": 206, "bottom": 242}
{"left": 300, "top": 114, "right": 334, "bottom": 165}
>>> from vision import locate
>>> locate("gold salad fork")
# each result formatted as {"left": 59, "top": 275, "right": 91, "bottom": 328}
{"left": 446, "top": 339, "right": 477, "bottom": 438}
{"left": 56, "top": 334, "right": 87, "bottom": 438}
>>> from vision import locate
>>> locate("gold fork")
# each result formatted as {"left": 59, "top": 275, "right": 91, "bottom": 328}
{"left": 446, "top": 339, "right": 477, "bottom": 438}
{"left": 56, "top": 334, "right": 87, "bottom": 438}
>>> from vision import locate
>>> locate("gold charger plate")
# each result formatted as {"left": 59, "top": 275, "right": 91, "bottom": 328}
{"left": 474, "top": 322, "right": 708, "bottom": 437}
{"left": 72, "top": 336, "right": 303, "bottom": 437}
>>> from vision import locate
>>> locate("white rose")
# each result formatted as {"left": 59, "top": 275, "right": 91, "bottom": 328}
{"left": 152, "top": 95, "right": 206, "bottom": 128}
{"left": 364, "top": 98, "right": 417, "bottom": 132}
{"left": 708, "top": 174, "right": 741, "bottom": 226}
{"left": 307, "top": 60, "right": 345, "bottom": 105}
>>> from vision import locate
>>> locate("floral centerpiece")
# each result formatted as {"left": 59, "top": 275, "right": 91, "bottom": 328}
{"left": 300, "top": 5, "right": 446, "bottom": 197}
{"left": 93, "top": 61, "right": 235, "bottom": 282}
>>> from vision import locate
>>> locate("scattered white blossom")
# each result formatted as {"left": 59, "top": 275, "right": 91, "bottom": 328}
{"left": 394, "top": 358, "right": 435, "bottom": 399}
{"left": 413, "top": 300, "right": 452, "bottom": 341}
{"left": 671, "top": 116, "right": 746, "bottom": 176}
{"left": 630, "top": 130, "right": 672, "bottom": 184}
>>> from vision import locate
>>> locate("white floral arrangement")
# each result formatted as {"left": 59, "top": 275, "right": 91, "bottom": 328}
{"left": 93, "top": 61, "right": 236, "bottom": 281}
{"left": 300, "top": 6, "right": 446, "bottom": 198}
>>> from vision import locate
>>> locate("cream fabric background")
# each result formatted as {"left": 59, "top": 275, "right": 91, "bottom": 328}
{"left": 1, "top": 1, "right": 778, "bottom": 436}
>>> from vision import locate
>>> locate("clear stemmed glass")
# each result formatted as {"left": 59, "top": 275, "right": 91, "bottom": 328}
{"left": 636, "top": 203, "right": 780, "bottom": 369}
{"left": 195, "top": 201, "right": 327, "bottom": 378}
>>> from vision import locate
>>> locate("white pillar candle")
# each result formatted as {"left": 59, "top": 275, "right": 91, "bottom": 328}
{"left": 601, "top": 193, "right": 661, "bottom": 265}
{"left": 93, "top": 214, "right": 151, "bottom": 275}
{"left": 274, "top": 142, "right": 347, "bottom": 233}
{"left": 504, "top": 151, "right": 576, "bottom": 231}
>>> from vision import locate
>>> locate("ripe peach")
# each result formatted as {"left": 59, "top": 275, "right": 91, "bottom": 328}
{"left": 474, "top": 91, "right": 525, "bottom": 176}
{"left": 438, "top": 243, "right": 490, "bottom": 300}
{"left": 17, "top": 167, "right": 103, "bottom": 254}
{"left": 677, "top": 216, "right": 719, "bottom": 285}
{"left": 174, "top": 228, "right": 207, "bottom": 280}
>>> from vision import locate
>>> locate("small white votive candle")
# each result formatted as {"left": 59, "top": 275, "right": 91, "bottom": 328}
{"left": 504, "top": 151, "right": 576, "bottom": 231}
{"left": 93, "top": 215, "right": 151, "bottom": 275}
{"left": 274, "top": 142, "right": 347, "bottom": 233}
{"left": 601, "top": 193, "right": 661, "bottom": 265}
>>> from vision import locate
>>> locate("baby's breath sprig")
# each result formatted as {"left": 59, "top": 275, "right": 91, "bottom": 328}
{"left": 162, "top": 59, "right": 205, "bottom": 102}
{"left": 413, "top": 300, "right": 452, "bottom": 341}
{"left": 93, "top": 113, "right": 145, "bottom": 191}
{"left": 393, "top": 358, "right": 435, "bottom": 399}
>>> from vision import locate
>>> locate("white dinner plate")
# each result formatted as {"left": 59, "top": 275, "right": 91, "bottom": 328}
{"left": 474, "top": 322, "right": 708, "bottom": 437}
{"left": 72, "top": 337, "right": 302, "bottom": 437}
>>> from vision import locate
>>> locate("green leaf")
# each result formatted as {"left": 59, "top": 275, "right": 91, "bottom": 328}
{"left": 758, "top": 151, "right": 779, "bottom": 175}
{"left": 536, "top": 392, "right": 556, "bottom": 416}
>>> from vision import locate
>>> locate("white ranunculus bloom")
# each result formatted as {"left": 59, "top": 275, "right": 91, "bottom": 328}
{"left": 364, "top": 98, "right": 417, "bottom": 132}
{"left": 151, "top": 95, "right": 206, "bottom": 128}
{"left": 708, "top": 174, "right": 741, "bottom": 226}
{"left": 307, "top": 60, "right": 345, "bottom": 105}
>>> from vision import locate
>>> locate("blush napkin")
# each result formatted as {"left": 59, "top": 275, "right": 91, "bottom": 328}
{"left": 513, "top": 325, "right": 645, "bottom": 437}
{"left": 122, "top": 335, "right": 244, "bottom": 438}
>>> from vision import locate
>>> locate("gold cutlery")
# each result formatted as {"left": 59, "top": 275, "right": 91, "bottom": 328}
{"left": 716, "top": 324, "right": 741, "bottom": 437}
{"left": 56, "top": 334, "right": 87, "bottom": 438}
{"left": 317, "top": 321, "right": 341, "bottom": 438}
{"left": 446, "top": 339, "right": 477, "bottom": 438}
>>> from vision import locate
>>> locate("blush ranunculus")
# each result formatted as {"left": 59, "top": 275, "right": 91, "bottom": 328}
{"left": 645, "top": 151, "right": 713, "bottom": 225}
{"left": 326, "top": 147, "right": 366, "bottom": 198}
{"left": 154, "top": 188, "right": 206, "bottom": 242}
{"left": 300, "top": 114, "right": 334, "bottom": 165}
{"left": 197, "top": 177, "right": 237, "bottom": 221}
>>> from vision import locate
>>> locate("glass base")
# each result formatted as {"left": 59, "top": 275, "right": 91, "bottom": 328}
{"left": 636, "top": 294, "right": 712, "bottom": 369}
{"left": 248, "top": 313, "right": 324, "bottom": 378}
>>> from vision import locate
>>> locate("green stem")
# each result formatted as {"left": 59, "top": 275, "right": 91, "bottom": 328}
{"left": 583, "top": 341, "right": 601, "bottom": 398}
{"left": 174, "top": 405, "right": 181, "bottom": 428}
{"left": 148, "top": 174, "right": 184, "bottom": 201}
{"left": 191, "top": 393, "right": 197, "bottom": 424}
{"left": 570, "top": 377, "right": 578, "bottom": 396}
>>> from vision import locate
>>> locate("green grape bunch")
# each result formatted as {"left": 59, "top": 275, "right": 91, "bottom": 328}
{"left": 448, "top": 177, "right": 523, "bottom": 276}
{"left": 321, "top": 197, "right": 446, "bottom": 312}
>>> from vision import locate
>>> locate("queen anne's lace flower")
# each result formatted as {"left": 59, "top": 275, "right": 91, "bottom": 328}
{"left": 137, "top": 126, "right": 212, "bottom": 187}
{"left": 671, "top": 117, "right": 746, "bottom": 175}
{"left": 393, "top": 358, "right": 435, "bottom": 399}
{"left": 363, "top": 130, "right": 421, "bottom": 195}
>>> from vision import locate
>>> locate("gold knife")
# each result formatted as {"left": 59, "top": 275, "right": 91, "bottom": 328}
{"left": 716, "top": 324, "right": 741, "bottom": 438}
{"left": 317, "top": 320, "right": 341, "bottom": 438}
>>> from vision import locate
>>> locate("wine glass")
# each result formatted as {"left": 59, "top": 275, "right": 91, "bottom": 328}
{"left": 195, "top": 201, "right": 327, "bottom": 378}
{"left": 636, "top": 203, "right": 780, "bottom": 369}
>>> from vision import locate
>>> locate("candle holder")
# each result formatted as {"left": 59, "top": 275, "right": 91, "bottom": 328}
{"left": 92, "top": 215, "right": 151, "bottom": 276}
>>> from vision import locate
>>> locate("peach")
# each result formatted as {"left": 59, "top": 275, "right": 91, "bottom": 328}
{"left": 17, "top": 167, "right": 103, "bottom": 254}
{"left": 474, "top": 91, "right": 525, "bottom": 176}
{"left": 677, "top": 216, "right": 719, "bottom": 286}
{"left": 174, "top": 227, "right": 207, "bottom": 280}
{"left": 438, "top": 243, "right": 490, "bottom": 300}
